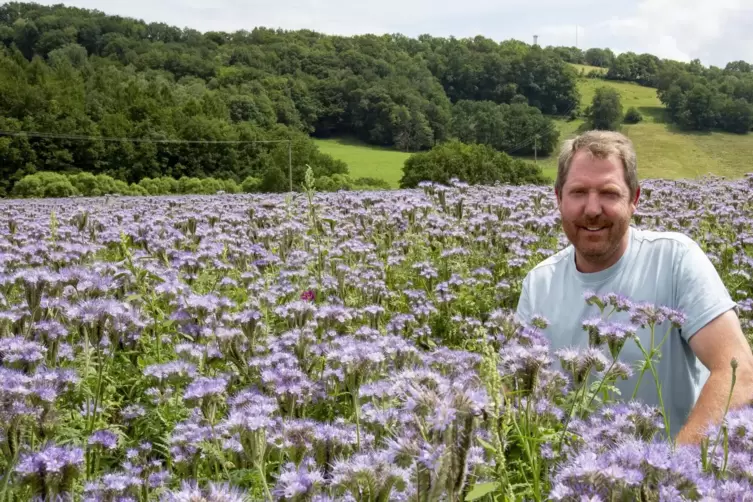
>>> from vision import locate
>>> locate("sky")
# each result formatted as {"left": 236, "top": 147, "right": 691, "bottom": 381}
{"left": 33, "top": 0, "right": 753, "bottom": 68}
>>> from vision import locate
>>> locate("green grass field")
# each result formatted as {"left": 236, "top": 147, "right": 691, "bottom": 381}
{"left": 576, "top": 79, "right": 666, "bottom": 122}
{"left": 315, "top": 78, "right": 753, "bottom": 187}
{"left": 569, "top": 63, "right": 608, "bottom": 77}
{"left": 313, "top": 137, "right": 410, "bottom": 187}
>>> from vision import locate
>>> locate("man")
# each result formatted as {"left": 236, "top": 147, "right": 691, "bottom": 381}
{"left": 515, "top": 130, "right": 753, "bottom": 445}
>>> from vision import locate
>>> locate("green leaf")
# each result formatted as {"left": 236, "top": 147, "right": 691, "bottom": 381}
{"left": 465, "top": 481, "right": 499, "bottom": 501}
{"left": 476, "top": 437, "right": 497, "bottom": 455}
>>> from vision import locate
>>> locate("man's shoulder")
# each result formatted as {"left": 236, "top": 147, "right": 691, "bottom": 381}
{"left": 522, "top": 227, "right": 701, "bottom": 284}
{"left": 631, "top": 227, "right": 701, "bottom": 256}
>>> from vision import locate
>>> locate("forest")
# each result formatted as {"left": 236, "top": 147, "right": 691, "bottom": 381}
{"left": 0, "top": 2, "right": 751, "bottom": 196}
{"left": 557, "top": 47, "right": 753, "bottom": 133}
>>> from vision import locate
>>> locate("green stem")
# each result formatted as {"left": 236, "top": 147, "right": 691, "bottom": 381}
{"left": 353, "top": 389, "right": 361, "bottom": 452}
{"left": 646, "top": 360, "right": 671, "bottom": 438}
{"left": 584, "top": 358, "right": 618, "bottom": 412}
{"left": 631, "top": 325, "right": 671, "bottom": 401}
{"left": 557, "top": 368, "right": 593, "bottom": 452}
{"left": 257, "top": 462, "right": 273, "bottom": 502}
{"left": 511, "top": 400, "right": 541, "bottom": 502}
{"left": 0, "top": 446, "right": 19, "bottom": 502}
{"left": 89, "top": 343, "right": 106, "bottom": 434}
{"left": 631, "top": 328, "right": 655, "bottom": 400}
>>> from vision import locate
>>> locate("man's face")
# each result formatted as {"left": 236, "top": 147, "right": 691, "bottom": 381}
{"left": 557, "top": 149, "right": 638, "bottom": 272}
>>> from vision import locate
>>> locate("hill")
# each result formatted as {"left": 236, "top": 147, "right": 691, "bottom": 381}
{"left": 313, "top": 137, "right": 410, "bottom": 188}
{"left": 0, "top": 2, "right": 751, "bottom": 195}
{"left": 0, "top": 2, "right": 580, "bottom": 195}
{"left": 569, "top": 63, "right": 608, "bottom": 77}
{"left": 318, "top": 77, "right": 753, "bottom": 187}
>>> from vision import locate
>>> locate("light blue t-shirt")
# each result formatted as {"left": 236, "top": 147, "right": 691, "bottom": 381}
{"left": 515, "top": 226, "right": 737, "bottom": 439}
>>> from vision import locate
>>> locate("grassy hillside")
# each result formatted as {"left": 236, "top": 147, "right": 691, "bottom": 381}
{"left": 313, "top": 137, "right": 411, "bottom": 187}
{"left": 317, "top": 77, "right": 753, "bottom": 187}
{"left": 576, "top": 79, "right": 665, "bottom": 120}
{"left": 569, "top": 63, "right": 609, "bottom": 77}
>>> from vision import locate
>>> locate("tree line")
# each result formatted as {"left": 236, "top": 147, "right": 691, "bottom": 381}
{"left": 0, "top": 2, "right": 751, "bottom": 196}
{"left": 553, "top": 45, "right": 753, "bottom": 134}
{"left": 10, "top": 170, "right": 393, "bottom": 198}
{"left": 0, "top": 2, "right": 583, "bottom": 194}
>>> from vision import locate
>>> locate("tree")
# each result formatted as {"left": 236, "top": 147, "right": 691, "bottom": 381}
{"left": 449, "top": 100, "right": 559, "bottom": 156}
{"left": 720, "top": 98, "right": 753, "bottom": 134}
{"left": 584, "top": 48, "right": 615, "bottom": 68}
{"left": 260, "top": 166, "right": 287, "bottom": 192}
{"left": 585, "top": 87, "right": 623, "bottom": 131}
{"left": 624, "top": 107, "right": 643, "bottom": 124}
{"left": 679, "top": 84, "right": 722, "bottom": 131}
{"left": 399, "top": 140, "right": 547, "bottom": 188}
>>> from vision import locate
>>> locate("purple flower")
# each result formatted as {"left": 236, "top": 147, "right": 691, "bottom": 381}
{"left": 183, "top": 376, "right": 228, "bottom": 401}
{"left": 88, "top": 430, "right": 118, "bottom": 450}
{"left": 121, "top": 404, "right": 146, "bottom": 422}
{"left": 599, "top": 322, "right": 638, "bottom": 359}
{"left": 16, "top": 442, "right": 85, "bottom": 496}
{"left": 160, "top": 480, "right": 247, "bottom": 502}
{"left": 331, "top": 450, "right": 410, "bottom": 500}
{"left": 144, "top": 360, "right": 197, "bottom": 384}
{"left": 581, "top": 316, "right": 605, "bottom": 347}
{"left": 84, "top": 472, "right": 141, "bottom": 500}
{"left": 630, "top": 302, "right": 668, "bottom": 327}
{"left": 273, "top": 460, "right": 325, "bottom": 500}
{"left": 0, "top": 336, "right": 47, "bottom": 368}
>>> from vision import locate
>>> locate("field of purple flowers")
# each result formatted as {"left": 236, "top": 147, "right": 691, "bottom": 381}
{"left": 3, "top": 171, "right": 753, "bottom": 501}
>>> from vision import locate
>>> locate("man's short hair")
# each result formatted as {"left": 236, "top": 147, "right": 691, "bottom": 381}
{"left": 555, "top": 130, "right": 639, "bottom": 199}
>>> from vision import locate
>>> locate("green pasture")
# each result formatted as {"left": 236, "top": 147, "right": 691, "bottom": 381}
{"left": 316, "top": 78, "right": 753, "bottom": 187}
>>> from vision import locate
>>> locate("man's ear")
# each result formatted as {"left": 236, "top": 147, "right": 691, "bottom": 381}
{"left": 632, "top": 186, "right": 641, "bottom": 207}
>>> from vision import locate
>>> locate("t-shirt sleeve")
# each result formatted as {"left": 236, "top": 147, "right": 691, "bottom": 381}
{"left": 515, "top": 274, "right": 533, "bottom": 326}
{"left": 675, "top": 241, "right": 737, "bottom": 342}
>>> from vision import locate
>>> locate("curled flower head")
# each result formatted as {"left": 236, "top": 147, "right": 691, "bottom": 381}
{"left": 88, "top": 429, "right": 118, "bottom": 450}
{"left": 581, "top": 316, "right": 604, "bottom": 347}
{"left": 159, "top": 480, "right": 248, "bottom": 502}
{"left": 272, "top": 459, "right": 325, "bottom": 501}
{"left": 183, "top": 375, "right": 229, "bottom": 403}
{"left": 600, "top": 322, "right": 638, "bottom": 359}
{"left": 555, "top": 347, "right": 609, "bottom": 386}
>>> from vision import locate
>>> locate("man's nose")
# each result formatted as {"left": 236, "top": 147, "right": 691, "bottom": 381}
{"left": 584, "top": 192, "right": 602, "bottom": 217}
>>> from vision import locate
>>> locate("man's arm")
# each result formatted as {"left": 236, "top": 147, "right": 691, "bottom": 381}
{"left": 514, "top": 274, "right": 532, "bottom": 326}
{"left": 676, "top": 309, "right": 753, "bottom": 445}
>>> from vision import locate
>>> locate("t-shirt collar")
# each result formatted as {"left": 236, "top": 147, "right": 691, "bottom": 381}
{"left": 571, "top": 226, "right": 635, "bottom": 284}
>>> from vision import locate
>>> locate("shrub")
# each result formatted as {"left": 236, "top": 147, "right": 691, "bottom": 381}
{"left": 399, "top": 140, "right": 548, "bottom": 188}
{"left": 241, "top": 176, "right": 262, "bottom": 193}
{"left": 585, "top": 86, "right": 623, "bottom": 130}
{"left": 260, "top": 167, "right": 288, "bottom": 193}
{"left": 12, "top": 172, "right": 79, "bottom": 198}
{"left": 353, "top": 177, "right": 391, "bottom": 190}
{"left": 624, "top": 107, "right": 643, "bottom": 124}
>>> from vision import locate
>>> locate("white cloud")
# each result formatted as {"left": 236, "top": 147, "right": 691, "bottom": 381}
{"left": 34, "top": 0, "right": 596, "bottom": 36}
{"left": 599, "top": 0, "right": 753, "bottom": 64}
{"left": 29, "top": 0, "right": 753, "bottom": 66}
